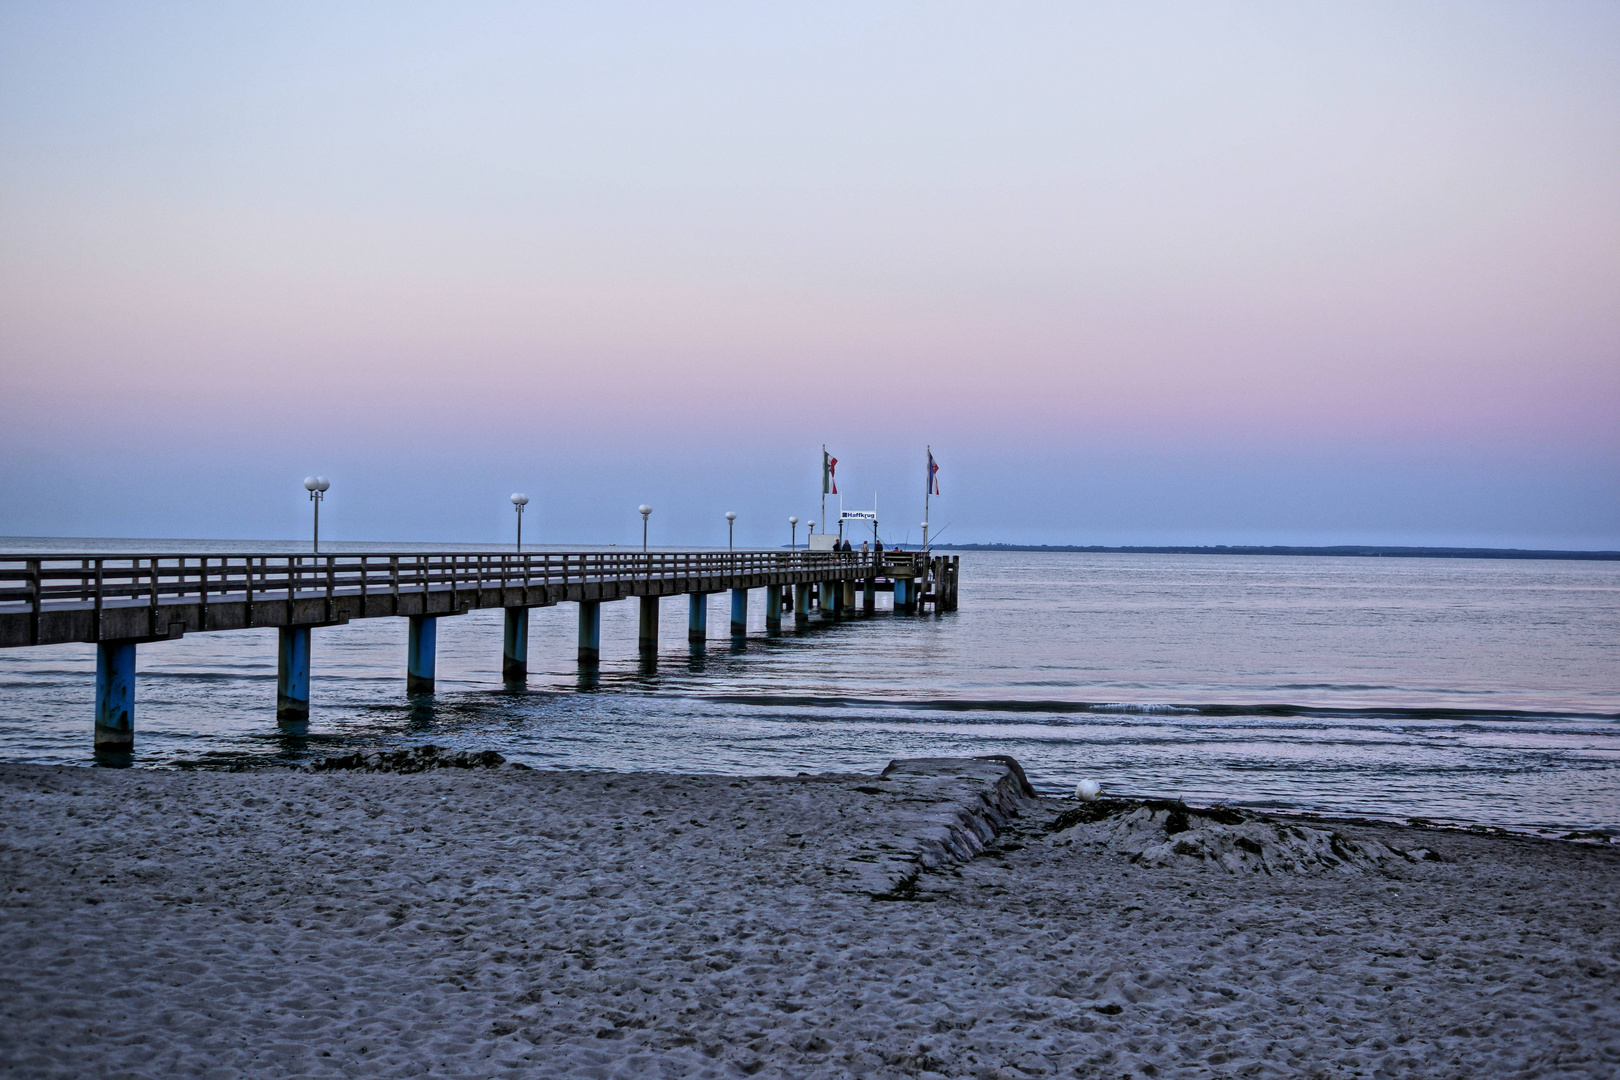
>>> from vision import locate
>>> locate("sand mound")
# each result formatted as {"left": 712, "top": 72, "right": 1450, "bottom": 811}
{"left": 870, "top": 755, "right": 1037, "bottom": 888}
{"left": 1051, "top": 798, "right": 1441, "bottom": 875}
{"left": 305, "top": 744, "right": 508, "bottom": 774}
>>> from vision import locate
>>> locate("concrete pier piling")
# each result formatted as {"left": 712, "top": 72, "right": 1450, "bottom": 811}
{"left": 863, "top": 576, "right": 876, "bottom": 614}
{"left": 94, "top": 641, "right": 135, "bottom": 752}
{"left": 688, "top": 593, "right": 707, "bottom": 644}
{"left": 843, "top": 580, "right": 857, "bottom": 612}
{"left": 765, "top": 585, "right": 782, "bottom": 631}
{"left": 502, "top": 608, "right": 528, "bottom": 684}
{"left": 730, "top": 588, "right": 748, "bottom": 635}
{"left": 639, "top": 596, "right": 659, "bottom": 655}
{"left": 277, "top": 626, "right": 311, "bottom": 730}
{"left": 407, "top": 615, "right": 437, "bottom": 695}
{"left": 578, "top": 600, "right": 601, "bottom": 666}
{"left": 794, "top": 582, "right": 810, "bottom": 621}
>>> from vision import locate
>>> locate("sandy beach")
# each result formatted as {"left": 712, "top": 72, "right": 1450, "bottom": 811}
{"left": 2, "top": 755, "right": 1616, "bottom": 1079}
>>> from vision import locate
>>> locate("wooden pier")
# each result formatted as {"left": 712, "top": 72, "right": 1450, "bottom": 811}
{"left": 0, "top": 549, "right": 960, "bottom": 752}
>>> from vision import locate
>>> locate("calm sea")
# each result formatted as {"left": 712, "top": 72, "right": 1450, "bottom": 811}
{"left": 2, "top": 541, "right": 1616, "bottom": 836}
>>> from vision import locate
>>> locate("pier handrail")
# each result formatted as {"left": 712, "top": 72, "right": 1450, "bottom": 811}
{"left": 0, "top": 549, "right": 880, "bottom": 616}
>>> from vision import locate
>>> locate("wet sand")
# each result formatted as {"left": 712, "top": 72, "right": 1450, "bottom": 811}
{"left": 1, "top": 758, "right": 1616, "bottom": 1079}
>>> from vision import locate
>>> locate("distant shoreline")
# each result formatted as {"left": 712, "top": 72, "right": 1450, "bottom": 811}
{"left": 3, "top": 536, "right": 1615, "bottom": 562}
{"left": 915, "top": 543, "right": 1620, "bottom": 561}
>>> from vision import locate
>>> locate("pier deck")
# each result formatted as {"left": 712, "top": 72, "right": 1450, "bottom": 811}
{"left": 0, "top": 549, "right": 960, "bottom": 751}
{"left": 0, "top": 550, "right": 958, "bottom": 648}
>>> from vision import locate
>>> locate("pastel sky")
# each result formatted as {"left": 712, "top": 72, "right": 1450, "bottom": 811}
{"left": 2, "top": 1, "right": 1617, "bottom": 548}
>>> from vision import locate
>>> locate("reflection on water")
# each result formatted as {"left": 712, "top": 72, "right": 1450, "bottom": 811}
{"left": 1, "top": 551, "right": 1616, "bottom": 834}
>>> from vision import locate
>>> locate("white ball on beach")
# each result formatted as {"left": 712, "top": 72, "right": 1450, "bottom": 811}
{"left": 1076, "top": 779, "right": 1102, "bottom": 802}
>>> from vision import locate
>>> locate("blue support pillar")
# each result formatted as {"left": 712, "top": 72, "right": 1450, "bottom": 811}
{"left": 688, "top": 593, "right": 707, "bottom": 644}
{"left": 277, "top": 626, "right": 311, "bottom": 730}
{"left": 863, "top": 576, "right": 876, "bottom": 614}
{"left": 794, "top": 583, "right": 810, "bottom": 621}
{"left": 503, "top": 607, "right": 529, "bottom": 684}
{"left": 730, "top": 588, "right": 748, "bottom": 635}
{"left": 765, "top": 585, "right": 782, "bottom": 632}
{"left": 824, "top": 580, "right": 842, "bottom": 617}
{"left": 843, "top": 580, "right": 857, "bottom": 611}
{"left": 578, "top": 601, "right": 601, "bottom": 666}
{"left": 407, "top": 615, "right": 437, "bottom": 695}
{"left": 94, "top": 641, "right": 136, "bottom": 752}
{"left": 639, "top": 596, "right": 660, "bottom": 655}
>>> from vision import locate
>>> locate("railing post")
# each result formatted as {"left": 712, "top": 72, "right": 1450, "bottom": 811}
{"left": 27, "top": 559, "right": 40, "bottom": 645}
{"left": 93, "top": 559, "right": 105, "bottom": 640}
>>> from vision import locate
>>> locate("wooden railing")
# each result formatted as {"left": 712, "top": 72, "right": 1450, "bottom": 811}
{"left": 0, "top": 550, "right": 896, "bottom": 618}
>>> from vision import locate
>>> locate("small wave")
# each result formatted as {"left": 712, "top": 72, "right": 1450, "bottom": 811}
{"left": 691, "top": 693, "right": 1620, "bottom": 725}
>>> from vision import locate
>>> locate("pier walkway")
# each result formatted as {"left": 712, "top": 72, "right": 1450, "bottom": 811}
{"left": 0, "top": 549, "right": 960, "bottom": 752}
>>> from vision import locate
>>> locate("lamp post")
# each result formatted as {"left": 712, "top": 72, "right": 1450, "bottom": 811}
{"left": 725, "top": 511, "right": 737, "bottom": 551}
{"left": 302, "top": 476, "right": 330, "bottom": 553}
{"left": 639, "top": 504, "right": 652, "bottom": 552}
{"left": 921, "top": 520, "right": 930, "bottom": 553}
{"left": 510, "top": 493, "right": 529, "bottom": 552}
{"left": 789, "top": 516, "right": 798, "bottom": 551}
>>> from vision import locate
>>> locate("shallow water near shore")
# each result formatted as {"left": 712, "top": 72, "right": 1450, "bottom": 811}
{"left": 1, "top": 544, "right": 1616, "bottom": 835}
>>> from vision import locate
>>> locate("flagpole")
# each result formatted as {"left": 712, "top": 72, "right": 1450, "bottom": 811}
{"left": 820, "top": 444, "right": 827, "bottom": 537}
{"left": 924, "top": 444, "right": 931, "bottom": 554}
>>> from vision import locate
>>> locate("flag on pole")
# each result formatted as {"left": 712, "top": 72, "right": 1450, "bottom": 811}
{"left": 823, "top": 450, "right": 838, "bottom": 495}
{"left": 927, "top": 450, "right": 940, "bottom": 496}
